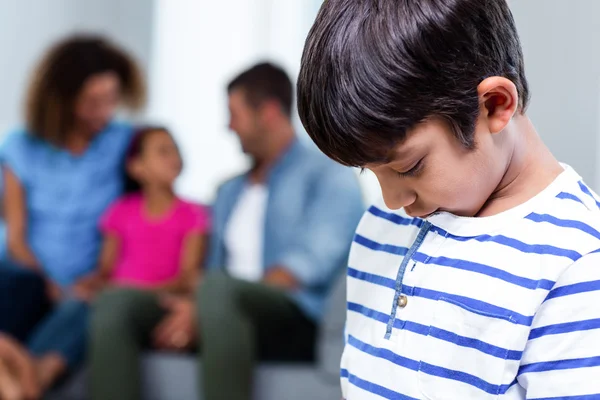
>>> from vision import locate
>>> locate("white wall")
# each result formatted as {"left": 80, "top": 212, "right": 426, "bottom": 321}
{"left": 0, "top": 0, "right": 154, "bottom": 136}
{"left": 511, "top": 0, "right": 600, "bottom": 189}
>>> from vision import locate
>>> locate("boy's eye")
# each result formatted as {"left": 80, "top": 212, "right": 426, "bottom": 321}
{"left": 396, "top": 158, "right": 424, "bottom": 178}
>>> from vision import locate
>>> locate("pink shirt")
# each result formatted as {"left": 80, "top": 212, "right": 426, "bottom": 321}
{"left": 100, "top": 194, "right": 210, "bottom": 287}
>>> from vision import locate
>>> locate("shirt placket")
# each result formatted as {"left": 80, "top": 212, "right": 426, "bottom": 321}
{"left": 385, "top": 221, "right": 432, "bottom": 339}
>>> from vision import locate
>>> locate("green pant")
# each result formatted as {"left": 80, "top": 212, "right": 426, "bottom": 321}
{"left": 90, "top": 271, "right": 316, "bottom": 400}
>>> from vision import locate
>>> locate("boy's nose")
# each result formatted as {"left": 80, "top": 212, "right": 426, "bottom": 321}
{"left": 381, "top": 189, "right": 416, "bottom": 211}
{"left": 376, "top": 174, "right": 416, "bottom": 211}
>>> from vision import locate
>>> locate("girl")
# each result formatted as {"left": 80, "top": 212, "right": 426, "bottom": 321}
{"left": 88, "top": 127, "right": 209, "bottom": 400}
{"left": 90, "top": 126, "right": 209, "bottom": 298}
{"left": 0, "top": 35, "right": 145, "bottom": 395}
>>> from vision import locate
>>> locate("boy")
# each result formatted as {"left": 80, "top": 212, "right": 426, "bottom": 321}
{"left": 297, "top": 1, "right": 600, "bottom": 399}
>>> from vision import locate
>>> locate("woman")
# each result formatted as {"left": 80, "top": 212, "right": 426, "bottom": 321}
{"left": 0, "top": 34, "right": 145, "bottom": 394}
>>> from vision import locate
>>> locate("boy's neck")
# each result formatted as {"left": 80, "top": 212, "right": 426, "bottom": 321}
{"left": 477, "top": 116, "right": 564, "bottom": 217}
{"left": 142, "top": 186, "right": 177, "bottom": 217}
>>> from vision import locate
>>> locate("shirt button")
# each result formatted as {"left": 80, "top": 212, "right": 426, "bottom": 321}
{"left": 398, "top": 295, "right": 408, "bottom": 308}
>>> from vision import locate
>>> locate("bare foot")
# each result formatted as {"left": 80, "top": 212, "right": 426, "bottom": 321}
{"left": 0, "top": 358, "right": 23, "bottom": 400}
{"left": 35, "top": 353, "right": 66, "bottom": 391}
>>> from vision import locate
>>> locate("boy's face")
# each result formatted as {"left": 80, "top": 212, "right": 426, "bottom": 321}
{"left": 366, "top": 116, "right": 508, "bottom": 218}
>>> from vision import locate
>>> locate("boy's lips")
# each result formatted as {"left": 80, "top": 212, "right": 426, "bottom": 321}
{"left": 405, "top": 207, "right": 438, "bottom": 219}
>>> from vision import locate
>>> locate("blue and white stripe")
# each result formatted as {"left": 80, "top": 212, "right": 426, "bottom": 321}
{"left": 342, "top": 166, "right": 600, "bottom": 399}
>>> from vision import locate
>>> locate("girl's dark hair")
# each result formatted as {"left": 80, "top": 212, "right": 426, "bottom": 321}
{"left": 26, "top": 34, "right": 146, "bottom": 145}
{"left": 123, "top": 126, "right": 170, "bottom": 193}
{"left": 297, "top": 0, "right": 530, "bottom": 167}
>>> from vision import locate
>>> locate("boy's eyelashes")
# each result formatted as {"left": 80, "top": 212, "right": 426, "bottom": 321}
{"left": 394, "top": 158, "right": 425, "bottom": 178}
{"left": 358, "top": 158, "right": 425, "bottom": 178}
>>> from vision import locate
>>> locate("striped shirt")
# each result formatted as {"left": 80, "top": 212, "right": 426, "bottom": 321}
{"left": 342, "top": 166, "right": 600, "bottom": 400}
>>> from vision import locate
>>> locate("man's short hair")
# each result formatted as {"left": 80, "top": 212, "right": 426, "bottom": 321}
{"left": 297, "top": 0, "right": 530, "bottom": 167}
{"left": 228, "top": 62, "right": 293, "bottom": 117}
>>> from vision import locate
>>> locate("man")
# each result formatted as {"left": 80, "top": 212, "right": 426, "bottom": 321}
{"left": 90, "top": 63, "right": 364, "bottom": 400}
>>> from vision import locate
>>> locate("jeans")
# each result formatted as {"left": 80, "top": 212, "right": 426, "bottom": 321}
{"left": 0, "top": 261, "right": 88, "bottom": 369}
{"left": 28, "top": 298, "right": 89, "bottom": 368}
{"left": 0, "top": 262, "right": 50, "bottom": 341}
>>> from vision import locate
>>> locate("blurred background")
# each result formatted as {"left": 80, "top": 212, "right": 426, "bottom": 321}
{"left": 3, "top": 0, "right": 598, "bottom": 204}
{"left": 0, "top": 0, "right": 324, "bottom": 204}
{"left": 0, "top": 1, "right": 599, "bottom": 399}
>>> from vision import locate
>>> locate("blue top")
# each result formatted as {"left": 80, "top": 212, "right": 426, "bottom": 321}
{"left": 206, "top": 139, "right": 365, "bottom": 322}
{"left": 0, "top": 122, "right": 133, "bottom": 286}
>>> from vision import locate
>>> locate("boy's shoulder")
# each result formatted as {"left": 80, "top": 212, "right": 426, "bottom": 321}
{"left": 354, "top": 197, "right": 423, "bottom": 246}
{"left": 531, "top": 179, "right": 600, "bottom": 254}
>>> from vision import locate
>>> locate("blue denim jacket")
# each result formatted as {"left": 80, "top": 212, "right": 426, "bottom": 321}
{"left": 206, "top": 139, "right": 364, "bottom": 321}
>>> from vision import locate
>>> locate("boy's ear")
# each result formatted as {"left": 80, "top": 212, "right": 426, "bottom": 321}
{"left": 477, "top": 76, "right": 519, "bottom": 134}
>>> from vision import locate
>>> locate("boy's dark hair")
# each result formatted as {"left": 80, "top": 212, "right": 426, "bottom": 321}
{"left": 26, "top": 35, "right": 146, "bottom": 145}
{"left": 228, "top": 62, "right": 293, "bottom": 117}
{"left": 297, "top": 0, "right": 530, "bottom": 167}
{"left": 124, "top": 126, "right": 172, "bottom": 193}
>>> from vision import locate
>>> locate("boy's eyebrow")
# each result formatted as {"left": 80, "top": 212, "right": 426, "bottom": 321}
{"left": 365, "top": 145, "right": 415, "bottom": 168}
{"left": 383, "top": 145, "right": 417, "bottom": 165}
